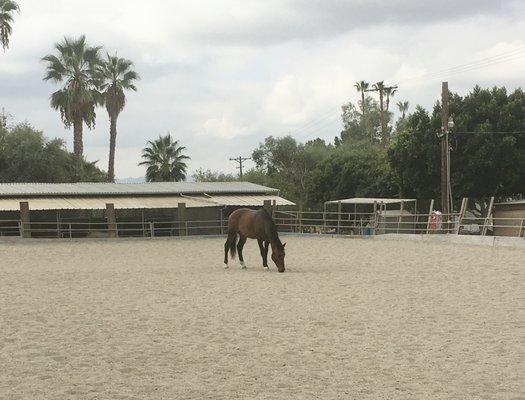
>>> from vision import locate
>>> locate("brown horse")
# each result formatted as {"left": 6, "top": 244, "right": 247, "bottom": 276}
{"left": 224, "top": 208, "right": 286, "bottom": 272}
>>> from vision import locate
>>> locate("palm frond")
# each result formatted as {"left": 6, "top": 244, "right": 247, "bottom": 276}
{"left": 139, "top": 134, "right": 190, "bottom": 182}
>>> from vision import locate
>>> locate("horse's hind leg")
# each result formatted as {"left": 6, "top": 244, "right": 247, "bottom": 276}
{"left": 224, "top": 232, "right": 234, "bottom": 268}
{"left": 224, "top": 238, "right": 230, "bottom": 268}
{"left": 237, "top": 235, "right": 247, "bottom": 269}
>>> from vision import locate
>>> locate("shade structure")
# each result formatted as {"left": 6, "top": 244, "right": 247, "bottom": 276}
{"left": 203, "top": 195, "right": 295, "bottom": 207}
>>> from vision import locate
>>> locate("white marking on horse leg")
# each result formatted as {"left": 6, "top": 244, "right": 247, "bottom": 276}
{"left": 224, "top": 263, "right": 229, "bottom": 269}
{"left": 240, "top": 261, "right": 247, "bottom": 269}
{"left": 264, "top": 266, "right": 270, "bottom": 271}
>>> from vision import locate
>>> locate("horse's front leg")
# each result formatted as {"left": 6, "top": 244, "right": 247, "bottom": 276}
{"left": 237, "top": 235, "right": 247, "bottom": 269}
{"left": 258, "top": 239, "right": 269, "bottom": 271}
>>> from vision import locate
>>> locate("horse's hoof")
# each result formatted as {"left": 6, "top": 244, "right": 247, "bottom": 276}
{"left": 224, "top": 264, "right": 229, "bottom": 269}
{"left": 240, "top": 262, "right": 247, "bottom": 269}
{"left": 264, "top": 267, "right": 270, "bottom": 271}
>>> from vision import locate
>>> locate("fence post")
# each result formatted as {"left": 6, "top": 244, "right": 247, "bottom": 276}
{"left": 397, "top": 200, "right": 404, "bottom": 234}
{"left": 481, "top": 197, "right": 494, "bottom": 236}
{"left": 518, "top": 219, "right": 524, "bottom": 238}
{"left": 178, "top": 202, "right": 187, "bottom": 236}
{"left": 220, "top": 208, "right": 224, "bottom": 235}
{"left": 337, "top": 201, "right": 342, "bottom": 234}
{"left": 19, "top": 201, "right": 31, "bottom": 239}
{"left": 426, "top": 199, "right": 434, "bottom": 234}
{"left": 149, "top": 222, "right": 155, "bottom": 238}
{"left": 297, "top": 202, "right": 303, "bottom": 233}
{"left": 106, "top": 203, "right": 117, "bottom": 238}
{"left": 456, "top": 198, "right": 468, "bottom": 235}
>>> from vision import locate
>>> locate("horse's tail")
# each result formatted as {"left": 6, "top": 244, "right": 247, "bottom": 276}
{"left": 229, "top": 232, "right": 238, "bottom": 259}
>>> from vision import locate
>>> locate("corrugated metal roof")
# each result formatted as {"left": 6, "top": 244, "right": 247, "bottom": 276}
{"left": 0, "top": 196, "right": 217, "bottom": 211}
{"left": 325, "top": 198, "right": 417, "bottom": 205}
{"left": 0, "top": 182, "right": 279, "bottom": 197}
{"left": 201, "top": 195, "right": 295, "bottom": 207}
{"left": 0, "top": 194, "right": 295, "bottom": 211}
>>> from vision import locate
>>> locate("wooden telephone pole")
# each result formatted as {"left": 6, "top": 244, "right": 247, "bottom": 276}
{"left": 230, "top": 156, "right": 251, "bottom": 179}
{"left": 440, "top": 82, "right": 450, "bottom": 221}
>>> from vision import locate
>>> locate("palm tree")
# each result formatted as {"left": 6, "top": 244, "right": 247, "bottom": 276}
{"left": 354, "top": 80, "right": 369, "bottom": 118}
{"left": 397, "top": 101, "right": 409, "bottom": 119}
{"left": 42, "top": 35, "right": 102, "bottom": 156}
{"left": 385, "top": 87, "right": 397, "bottom": 112}
{"left": 139, "top": 134, "right": 190, "bottom": 182}
{"left": 373, "top": 81, "right": 387, "bottom": 146}
{"left": 0, "top": 0, "right": 19, "bottom": 51}
{"left": 98, "top": 54, "right": 139, "bottom": 182}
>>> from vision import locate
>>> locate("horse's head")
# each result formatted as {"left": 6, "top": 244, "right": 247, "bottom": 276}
{"left": 271, "top": 242, "right": 286, "bottom": 273}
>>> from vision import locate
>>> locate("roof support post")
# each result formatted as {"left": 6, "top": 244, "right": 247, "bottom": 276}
{"left": 19, "top": 201, "right": 31, "bottom": 238}
{"left": 178, "top": 202, "right": 187, "bottom": 236}
{"left": 106, "top": 203, "right": 117, "bottom": 238}
{"left": 263, "top": 200, "right": 271, "bottom": 213}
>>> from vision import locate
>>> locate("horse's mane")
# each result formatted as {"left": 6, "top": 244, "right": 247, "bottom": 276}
{"left": 260, "top": 209, "right": 282, "bottom": 246}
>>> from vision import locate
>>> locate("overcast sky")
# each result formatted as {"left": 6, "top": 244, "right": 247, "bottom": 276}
{"left": 1, "top": 0, "right": 524, "bottom": 179}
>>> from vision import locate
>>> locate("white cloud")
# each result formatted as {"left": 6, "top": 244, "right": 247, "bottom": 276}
{"left": 1, "top": 0, "right": 525, "bottom": 178}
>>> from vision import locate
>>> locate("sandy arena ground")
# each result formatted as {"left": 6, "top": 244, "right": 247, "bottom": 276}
{"left": 0, "top": 236, "right": 524, "bottom": 399}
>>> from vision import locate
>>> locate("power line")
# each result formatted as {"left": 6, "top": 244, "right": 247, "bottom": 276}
{"left": 454, "top": 130, "right": 525, "bottom": 135}
{"left": 269, "top": 45, "right": 525, "bottom": 139}
{"left": 399, "top": 46, "right": 525, "bottom": 84}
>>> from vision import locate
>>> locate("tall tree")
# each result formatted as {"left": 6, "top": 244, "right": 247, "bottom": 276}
{"left": 397, "top": 101, "right": 409, "bottom": 119}
{"left": 389, "top": 86, "right": 525, "bottom": 200}
{"left": 372, "top": 81, "right": 389, "bottom": 146}
{"left": 0, "top": 121, "right": 107, "bottom": 183}
{"left": 353, "top": 81, "right": 369, "bottom": 117}
{"left": 98, "top": 54, "right": 139, "bottom": 182}
{"left": 0, "top": 0, "right": 19, "bottom": 51}
{"left": 385, "top": 87, "right": 397, "bottom": 112}
{"left": 354, "top": 80, "right": 377, "bottom": 144}
{"left": 139, "top": 134, "right": 190, "bottom": 182}
{"left": 251, "top": 136, "right": 330, "bottom": 205}
{"left": 193, "top": 168, "right": 237, "bottom": 182}
{"left": 42, "top": 35, "right": 102, "bottom": 156}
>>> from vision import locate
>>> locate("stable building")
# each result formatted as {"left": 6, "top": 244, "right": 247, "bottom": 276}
{"left": 0, "top": 182, "right": 295, "bottom": 238}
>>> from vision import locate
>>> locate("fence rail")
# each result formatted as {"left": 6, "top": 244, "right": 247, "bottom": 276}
{"left": 0, "top": 212, "right": 523, "bottom": 239}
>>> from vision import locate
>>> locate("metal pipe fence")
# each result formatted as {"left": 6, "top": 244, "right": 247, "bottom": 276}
{"left": 0, "top": 212, "right": 523, "bottom": 239}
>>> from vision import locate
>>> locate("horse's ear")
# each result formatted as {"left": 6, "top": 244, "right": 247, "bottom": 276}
{"left": 282, "top": 243, "right": 286, "bottom": 248}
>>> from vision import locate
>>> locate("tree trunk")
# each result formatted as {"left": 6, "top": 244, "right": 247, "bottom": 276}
{"left": 380, "top": 91, "right": 388, "bottom": 147}
{"left": 73, "top": 118, "right": 83, "bottom": 157}
{"left": 107, "top": 115, "right": 118, "bottom": 183}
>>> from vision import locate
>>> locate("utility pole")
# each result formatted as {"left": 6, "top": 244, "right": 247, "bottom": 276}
{"left": 440, "top": 82, "right": 450, "bottom": 224}
{"left": 365, "top": 83, "right": 398, "bottom": 146}
{"left": 230, "top": 156, "right": 251, "bottom": 179}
